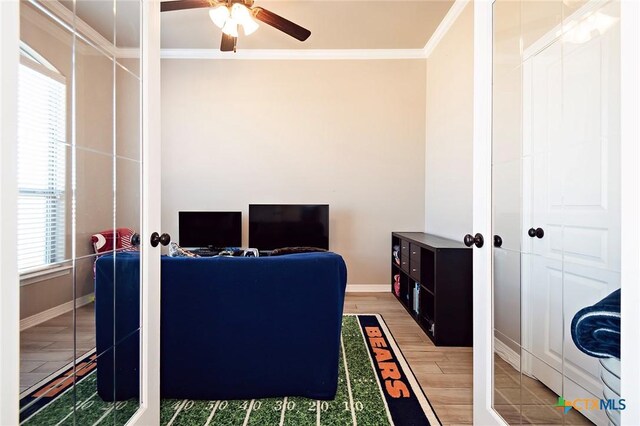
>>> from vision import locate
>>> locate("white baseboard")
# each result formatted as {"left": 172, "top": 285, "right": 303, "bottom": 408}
{"left": 346, "top": 284, "right": 389, "bottom": 293}
{"left": 20, "top": 293, "right": 94, "bottom": 331}
{"left": 494, "top": 336, "right": 521, "bottom": 372}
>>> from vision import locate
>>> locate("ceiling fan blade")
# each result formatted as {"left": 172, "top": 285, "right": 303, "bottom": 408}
{"left": 253, "top": 7, "right": 311, "bottom": 42}
{"left": 220, "top": 33, "right": 236, "bottom": 52}
{"left": 161, "top": 0, "right": 212, "bottom": 12}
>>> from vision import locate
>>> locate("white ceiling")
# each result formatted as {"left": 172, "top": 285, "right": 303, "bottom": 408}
{"left": 62, "top": 0, "right": 454, "bottom": 51}
{"left": 161, "top": 1, "right": 454, "bottom": 50}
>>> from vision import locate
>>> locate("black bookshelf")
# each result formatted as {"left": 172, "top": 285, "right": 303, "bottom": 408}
{"left": 391, "top": 232, "right": 472, "bottom": 346}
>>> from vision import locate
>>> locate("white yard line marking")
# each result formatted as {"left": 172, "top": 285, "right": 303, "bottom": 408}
{"left": 316, "top": 400, "right": 321, "bottom": 426}
{"left": 203, "top": 401, "right": 220, "bottom": 426}
{"left": 91, "top": 406, "right": 114, "bottom": 426}
{"left": 54, "top": 391, "right": 98, "bottom": 426}
{"left": 242, "top": 400, "right": 255, "bottom": 426}
{"left": 341, "top": 335, "right": 357, "bottom": 426}
{"left": 278, "top": 397, "right": 287, "bottom": 426}
{"left": 355, "top": 316, "right": 394, "bottom": 426}
{"left": 166, "top": 399, "right": 188, "bottom": 426}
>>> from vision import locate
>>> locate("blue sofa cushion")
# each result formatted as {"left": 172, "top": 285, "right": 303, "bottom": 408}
{"left": 96, "top": 252, "right": 347, "bottom": 401}
{"left": 95, "top": 252, "right": 141, "bottom": 401}
{"left": 160, "top": 252, "right": 347, "bottom": 400}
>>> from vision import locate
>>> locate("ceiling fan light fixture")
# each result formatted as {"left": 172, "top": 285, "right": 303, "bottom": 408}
{"left": 230, "top": 3, "right": 259, "bottom": 35}
{"left": 162, "top": 0, "right": 311, "bottom": 52}
{"left": 231, "top": 3, "right": 248, "bottom": 19}
{"left": 221, "top": 18, "right": 239, "bottom": 37}
{"left": 242, "top": 16, "right": 259, "bottom": 35}
{"left": 209, "top": 5, "right": 230, "bottom": 29}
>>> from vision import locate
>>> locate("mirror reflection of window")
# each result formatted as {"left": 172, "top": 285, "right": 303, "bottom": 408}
{"left": 17, "top": 43, "right": 66, "bottom": 273}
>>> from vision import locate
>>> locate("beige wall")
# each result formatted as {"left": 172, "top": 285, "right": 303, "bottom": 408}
{"left": 161, "top": 59, "right": 427, "bottom": 285}
{"left": 424, "top": 3, "right": 474, "bottom": 242}
{"left": 20, "top": 272, "right": 71, "bottom": 319}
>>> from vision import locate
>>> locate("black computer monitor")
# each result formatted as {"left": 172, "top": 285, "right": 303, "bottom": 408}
{"left": 249, "top": 204, "right": 329, "bottom": 250}
{"left": 178, "top": 211, "right": 242, "bottom": 248}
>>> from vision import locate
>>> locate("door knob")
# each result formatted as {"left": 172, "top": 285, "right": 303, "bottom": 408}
{"left": 150, "top": 232, "right": 171, "bottom": 247}
{"left": 130, "top": 233, "right": 141, "bottom": 247}
{"left": 528, "top": 227, "right": 544, "bottom": 239}
{"left": 464, "top": 233, "right": 484, "bottom": 248}
{"left": 494, "top": 235, "right": 503, "bottom": 248}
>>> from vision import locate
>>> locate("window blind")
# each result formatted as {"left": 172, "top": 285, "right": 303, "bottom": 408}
{"left": 17, "top": 59, "right": 67, "bottom": 272}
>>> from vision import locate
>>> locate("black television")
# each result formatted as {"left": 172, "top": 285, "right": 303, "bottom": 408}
{"left": 249, "top": 204, "right": 329, "bottom": 250}
{"left": 178, "top": 211, "right": 242, "bottom": 248}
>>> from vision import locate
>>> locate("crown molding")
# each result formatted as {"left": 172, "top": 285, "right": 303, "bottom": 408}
{"left": 522, "top": 0, "right": 610, "bottom": 60}
{"left": 35, "top": 0, "right": 458, "bottom": 62}
{"left": 33, "top": 0, "right": 115, "bottom": 56}
{"left": 161, "top": 48, "right": 427, "bottom": 60}
{"left": 423, "top": 0, "right": 470, "bottom": 58}
{"left": 32, "top": 0, "right": 468, "bottom": 62}
{"left": 29, "top": 0, "right": 138, "bottom": 59}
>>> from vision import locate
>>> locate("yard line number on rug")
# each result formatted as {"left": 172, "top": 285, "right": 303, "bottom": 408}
{"left": 21, "top": 315, "right": 440, "bottom": 426}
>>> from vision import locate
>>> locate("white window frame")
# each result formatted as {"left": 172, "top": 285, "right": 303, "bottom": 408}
{"left": 17, "top": 46, "right": 69, "bottom": 282}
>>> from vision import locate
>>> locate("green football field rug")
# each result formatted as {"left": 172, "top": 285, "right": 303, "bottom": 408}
{"left": 20, "top": 314, "right": 441, "bottom": 426}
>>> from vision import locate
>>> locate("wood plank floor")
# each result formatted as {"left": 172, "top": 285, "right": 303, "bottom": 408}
{"left": 344, "top": 293, "right": 473, "bottom": 425}
{"left": 20, "top": 303, "right": 95, "bottom": 393}
{"left": 494, "top": 355, "right": 592, "bottom": 425}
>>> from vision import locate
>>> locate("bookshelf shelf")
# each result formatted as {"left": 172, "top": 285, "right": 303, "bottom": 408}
{"left": 391, "top": 232, "right": 473, "bottom": 346}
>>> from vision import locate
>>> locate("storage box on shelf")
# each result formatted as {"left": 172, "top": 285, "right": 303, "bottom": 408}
{"left": 391, "top": 232, "right": 472, "bottom": 346}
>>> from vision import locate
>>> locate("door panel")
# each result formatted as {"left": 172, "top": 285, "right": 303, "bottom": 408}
{"left": 493, "top": 1, "right": 622, "bottom": 425}
{"left": 114, "top": 0, "right": 144, "bottom": 422}
{"left": 491, "top": 0, "right": 526, "bottom": 423}
{"left": 494, "top": 249, "right": 521, "bottom": 346}
{"left": 562, "top": 262, "right": 619, "bottom": 396}
{"left": 16, "top": 1, "right": 149, "bottom": 424}
{"left": 4, "top": 0, "right": 158, "bottom": 424}
{"left": 525, "top": 254, "right": 563, "bottom": 372}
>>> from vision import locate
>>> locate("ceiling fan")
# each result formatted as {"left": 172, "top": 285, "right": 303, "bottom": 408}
{"left": 161, "top": 0, "right": 311, "bottom": 52}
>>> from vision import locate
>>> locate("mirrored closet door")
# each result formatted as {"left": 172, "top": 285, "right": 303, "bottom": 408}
{"left": 492, "top": 0, "right": 621, "bottom": 425}
{"left": 18, "top": 0, "right": 143, "bottom": 424}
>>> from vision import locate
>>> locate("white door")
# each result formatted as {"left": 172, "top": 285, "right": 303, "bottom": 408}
{"left": 129, "top": 1, "right": 162, "bottom": 424}
{"left": 0, "top": 1, "right": 21, "bottom": 424}
{"left": 0, "top": 1, "right": 161, "bottom": 424}
{"left": 478, "top": 0, "right": 640, "bottom": 425}
{"left": 522, "top": 38, "right": 566, "bottom": 398}
{"left": 472, "top": 1, "right": 502, "bottom": 425}
{"left": 522, "top": 5, "right": 621, "bottom": 424}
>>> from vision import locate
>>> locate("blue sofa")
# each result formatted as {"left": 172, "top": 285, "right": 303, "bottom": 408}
{"left": 95, "top": 251, "right": 348, "bottom": 402}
